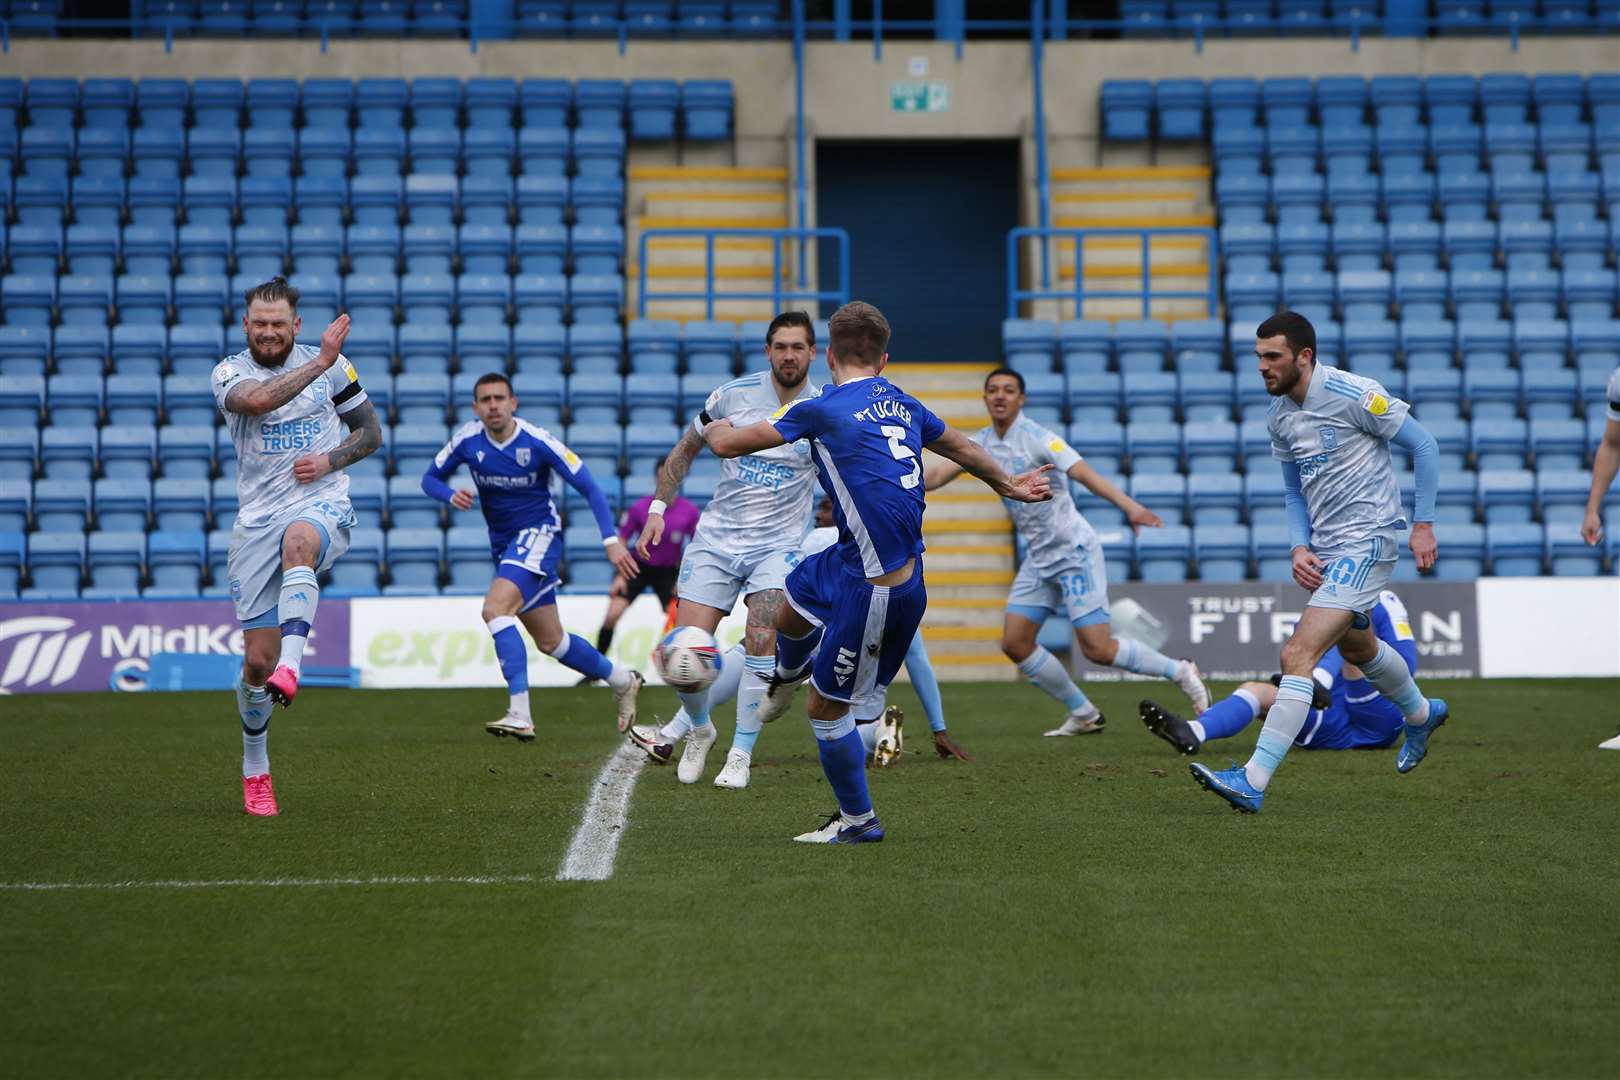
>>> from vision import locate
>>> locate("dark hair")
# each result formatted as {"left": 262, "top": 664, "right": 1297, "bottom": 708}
{"left": 766, "top": 310, "right": 815, "bottom": 348}
{"left": 473, "top": 372, "right": 513, "bottom": 397}
{"left": 828, "top": 301, "right": 891, "bottom": 367}
{"left": 1256, "top": 311, "right": 1316, "bottom": 360}
{"left": 984, "top": 366, "right": 1026, "bottom": 394}
{"left": 243, "top": 276, "right": 299, "bottom": 312}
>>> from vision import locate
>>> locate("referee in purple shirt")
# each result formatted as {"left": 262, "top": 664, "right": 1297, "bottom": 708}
{"left": 589, "top": 457, "right": 702, "bottom": 664}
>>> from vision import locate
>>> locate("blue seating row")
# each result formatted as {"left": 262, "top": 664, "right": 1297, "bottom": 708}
{"left": 1220, "top": 219, "right": 1619, "bottom": 274}
{"left": 0, "top": 174, "right": 623, "bottom": 228}
{"left": 0, "top": 76, "right": 737, "bottom": 135}
{"left": 1105, "top": 72, "right": 1620, "bottom": 140}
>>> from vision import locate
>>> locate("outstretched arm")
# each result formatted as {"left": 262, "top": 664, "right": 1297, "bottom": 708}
{"left": 923, "top": 458, "right": 965, "bottom": 491}
{"left": 223, "top": 315, "right": 351, "bottom": 417}
{"left": 293, "top": 398, "right": 382, "bottom": 485}
{"left": 925, "top": 426, "right": 1053, "bottom": 503}
{"left": 638, "top": 426, "right": 706, "bottom": 558}
{"left": 703, "top": 418, "right": 786, "bottom": 459}
{"left": 562, "top": 461, "right": 638, "bottom": 578}
{"left": 1067, "top": 459, "right": 1161, "bottom": 533}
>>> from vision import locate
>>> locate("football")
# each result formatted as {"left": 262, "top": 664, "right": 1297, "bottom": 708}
{"left": 655, "top": 626, "right": 723, "bottom": 693}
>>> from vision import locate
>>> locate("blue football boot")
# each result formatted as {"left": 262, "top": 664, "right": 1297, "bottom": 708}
{"left": 1189, "top": 761, "right": 1264, "bottom": 814}
{"left": 1396, "top": 698, "right": 1449, "bottom": 774}
{"left": 793, "top": 811, "right": 886, "bottom": 844}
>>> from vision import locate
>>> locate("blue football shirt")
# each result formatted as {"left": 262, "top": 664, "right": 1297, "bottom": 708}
{"left": 769, "top": 375, "right": 946, "bottom": 578}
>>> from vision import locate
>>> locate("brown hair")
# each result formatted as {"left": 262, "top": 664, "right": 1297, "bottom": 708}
{"left": 827, "top": 301, "right": 891, "bottom": 368}
{"left": 243, "top": 276, "right": 300, "bottom": 312}
{"left": 766, "top": 310, "right": 815, "bottom": 347}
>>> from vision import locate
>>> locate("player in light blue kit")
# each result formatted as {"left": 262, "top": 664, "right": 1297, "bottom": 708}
{"left": 703, "top": 302, "right": 1054, "bottom": 844}
{"left": 421, "top": 373, "right": 644, "bottom": 741}
{"left": 926, "top": 368, "right": 1210, "bottom": 736}
{"left": 1192, "top": 312, "right": 1448, "bottom": 814}
{"left": 1142, "top": 590, "right": 1419, "bottom": 756}
{"left": 628, "top": 312, "right": 822, "bottom": 790}
{"left": 213, "top": 279, "right": 383, "bottom": 816}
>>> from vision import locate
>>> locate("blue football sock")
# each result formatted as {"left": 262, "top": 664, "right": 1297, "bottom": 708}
{"left": 775, "top": 625, "right": 823, "bottom": 680}
{"left": 1199, "top": 689, "right": 1261, "bottom": 742}
{"left": 904, "top": 634, "right": 946, "bottom": 733}
{"left": 1245, "top": 675, "right": 1315, "bottom": 791}
{"left": 487, "top": 617, "right": 530, "bottom": 716}
{"left": 547, "top": 632, "right": 613, "bottom": 682}
{"left": 732, "top": 653, "right": 776, "bottom": 754}
{"left": 1358, "top": 640, "right": 1429, "bottom": 723}
{"left": 811, "top": 715, "right": 872, "bottom": 819}
{"left": 1113, "top": 637, "right": 1180, "bottom": 680}
{"left": 1017, "top": 646, "right": 1091, "bottom": 713}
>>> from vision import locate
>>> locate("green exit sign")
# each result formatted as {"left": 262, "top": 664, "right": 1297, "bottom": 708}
{"left": 889, "top": 81, "right": 950, "bottom": 113}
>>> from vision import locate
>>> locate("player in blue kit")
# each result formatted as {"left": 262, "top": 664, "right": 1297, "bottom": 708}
{"left": 1191, "top": 312, "right": 1447, "bottom": 814}
{"left": 702, "top": 302, "right": 1054, "bottom": 844}
{"left": 1141, "top": 590, "right": 1419, "bottom": 756}
{"left": 421, "top": 373, "right": 644, "bottom": 741}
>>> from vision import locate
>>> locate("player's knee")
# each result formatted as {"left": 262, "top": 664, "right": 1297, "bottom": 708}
{"left": 807, "top": 693, "right": 847, "bottom": 723}
{"left": 744, "top": 627, "right": 775, "bottom": 655}
{"left": 279, "top": 525, "right": 320, "bottom": 569}
{"left": 1279, "top": 638, "right": 1317, "bottom": 675}
{"left": 1339, "top": 635, "right": 1378, "bottom": 665}
{"left": 1000, "top": 633, "right": 1033, "bottom": 662}
{"left": 241, "top": 651, "right": 275, "bottom": 685}
{"left": 530, "top": 627, "right": 564, "bottom": 653}
{"left": 1079, "top": 637, "right": 1116, "bottom": 665}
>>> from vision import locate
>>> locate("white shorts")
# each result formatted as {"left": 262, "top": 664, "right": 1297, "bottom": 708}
{"left": 1308, "top": 530, "right": 1398, "bottom": 619}
{"left": 1007, "top": 541, "right": 1111, "bottom": 627}
{"left": 229, "top": 498, "right": 355, "bottom": 626}
{"left": 676, "top": 541, "right": 801, "bottom": 613}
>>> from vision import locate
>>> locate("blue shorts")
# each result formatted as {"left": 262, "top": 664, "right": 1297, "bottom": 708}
{"left": 494, "top": 525, "right": 562, "bottom": 613}
{"left": 783, "top": 547, "right": 928, "bottom": 705}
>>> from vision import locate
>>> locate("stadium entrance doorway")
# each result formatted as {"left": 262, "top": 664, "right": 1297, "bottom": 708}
{"left": 815, "top": 139, "right": 1018, "bottom": 362}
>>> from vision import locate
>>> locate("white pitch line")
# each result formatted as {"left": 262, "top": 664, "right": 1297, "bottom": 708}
{"left": 556, "top": 742, "right": 646, "bottom": 882}
{"left": 0, "top": 875, "right": 536, "bottom": 892}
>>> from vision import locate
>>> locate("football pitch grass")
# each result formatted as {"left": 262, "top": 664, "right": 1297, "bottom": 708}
{"left": 3, "top": 677, "right": 1616, "bottom": 1078}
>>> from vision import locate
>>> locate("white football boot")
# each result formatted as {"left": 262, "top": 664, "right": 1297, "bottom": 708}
{"left": 613, "top": 670, "right": 645, "bottom": 733}
{"left": 1174, "top": 658, "right": 1211, "bottom": 715}
{"left": 1043, "top": 707, "right": 1106, "bottom": 737}
{"left": 871, "top": 706, "right": 904, "bottom": 768}
{"left": 676, "top": 721, "right": 717, "bottom": 784}
{"left": 485, "top": 711, "right": 535, "bottom": 742}
{"left": 713, "top": 747, "right": 752, "bottom": 789}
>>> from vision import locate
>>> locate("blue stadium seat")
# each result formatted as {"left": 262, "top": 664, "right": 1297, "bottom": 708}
{"left": 1479, "top": 469, "right": 1536, "bottom": 524}
{"left": 571, "top": 224, "right": 624, "bottom": 275}
{"left": 386, "top": 528, "right": 445, "bottom": 591}
{"left": 133, "top": 126, "right": 185, "bottom": 181}
{"left": 1184, "top": 420, "right": 1239, "bottom": 473}
{"left": 398, "top": 321, "right": 455, "bottom": 375}
{"left": 1458, "top": 318, "right": 1513, "bottom": 370}
{"left": 682, "top": 80, "right": 734, "bottom": 140}
{"left": 65, "top": 224, "right": 119, "bottom": 278}
{"left": 153, "top": 477, "right": 210, "bottom": 532}
{"left": 1136, "top": 525, "right": 1191, "bottom": 582}
{"left": 1122, "top": 372, "right": 1176, "bottom": 425}
{"left": 387, "top": 474, "right": 443, "bottom": 530}
{"left": 409, "top": 77, "right": 463, "bottom": 128}
{"left": 459, "top": 177, "right": 514, "bottom": 227}
{"left": 394, "top": 373, "right": 451, "bottom": 426}
{"left": 103, "top": 375, "right": 160, "bottom": 427}
{"left": 1066, "top": 421, "right": 1124, "bottom": 475}
{"left": 0, "top": 325, "right": 49, "bottom": 376}
{"left": 629, "top": 79, "right": 680, "bottom": 141}
{"left": 168, "top": 326, "right": 226, "bottom": 373}
{"left": 1536, "top": 469, "right": 1592, "bottom": 525}
{"left": 328, "top": 527, "right": 383, "bottom": 596}
{"left": 403, "top": 224, "right": 454, "bottom": 275}
{"left": 292, "top": 177, "right": 347, "bottom": 227}
{"left": 345, "top": 479, "right": 382, "bottom": 535}
{"left": 573, "top": 176, "right": 625, "bottom": 226}
{"left": 1530, "top": 417, "right": 1589, "bottom": 471}
{"left": 1130, "top": 473, "right": 1187, "bottom": 527}
{"left": 1192, "top": 523, "right": 1249, "bottom": 580}
{"left": 1101, "top": 81, "right": 1152, "bottom": 141}
{"left": 47, "top": 374, "right": 104, "bottom": 429}
{"left": 571, "top": 276, "right": 624, "bottom": 324}
{"left": 145, "top": 528, "right": 206, "bottom": 597}
{"left": 574, "top": 129, "right": 627, "bottom": 179}
{"left": 1056, "top": 319, "right": 1111, "bottom": 375}
{"left": 1487, "top": 522, "right": 1543, "bottom": 576}
{"left": 85, "top": 529, "right": 146, "bottom": 595}
{"left": 94, "top": 476, "right": 151, "bottom": 532}
{"left": 155, "top": 424, "right": 213, "bottom": 479}
{"left": 101, "top": 425, "right": 159, "bottom": 480}
{"left": 446, "top": 525, "right": 491, "bottom": 589}
{"left": 1418, "top": 417, "right": 1467, "bottom": 470}
{"left": 1432, "top": 468, "right": 1477, "bottom": 524}
{"left": 568, "top": 373, "right": 624, "bottom": 425}
{"left": 28, "top": 531, "right": 84, "bottom": 594}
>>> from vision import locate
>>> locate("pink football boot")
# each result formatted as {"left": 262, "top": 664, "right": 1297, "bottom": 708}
{"left": 265, "top": 665, "right": 300, "bottom": 708}
{"left": 243, "top": 773, "right": 280, "bottom": 817}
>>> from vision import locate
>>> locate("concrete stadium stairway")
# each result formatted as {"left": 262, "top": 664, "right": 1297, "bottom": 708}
{"left": 625, "top": 163, "right": 791, "bottom": 323}
{"left": 1048, "top": 164, "right": 1216, "bottom": 322}
{"left": 888, "top": 361, "right": 1018, "bottom": 683}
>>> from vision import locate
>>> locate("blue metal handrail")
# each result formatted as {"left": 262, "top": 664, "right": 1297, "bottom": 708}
{"left": 636, "top": 227, "right": 849, "bottom": 320}
{"left": 791, "top": 0, "right": 809, "bottom": 284}
{"left": 1030, "top": 0, "right": 1052, "bottom": 291}
{"left": 1007, "top": 226, "right": 1218, "bottom": 321}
